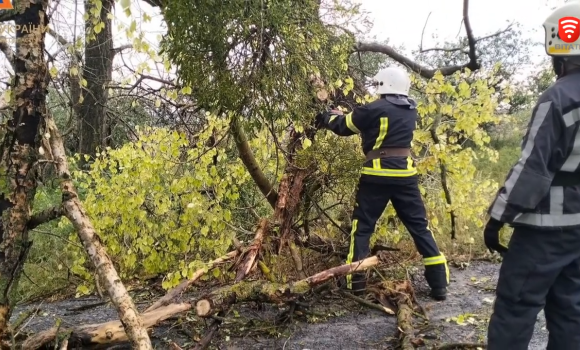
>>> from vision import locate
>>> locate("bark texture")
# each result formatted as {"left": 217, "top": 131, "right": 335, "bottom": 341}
{"left": 45, "top": 115, "right": 152, "bottom": 349}
{"left": 22, "top": 303, "right": 190, "bottom": 349}
{"left": 77, "top": 0, "right": 114, "bottom": 156}
{"left": 0, "top": 1, "right": 48, "bottom": 335}
{"left": 196, "top": 255, "right": 382, "bottom": 317}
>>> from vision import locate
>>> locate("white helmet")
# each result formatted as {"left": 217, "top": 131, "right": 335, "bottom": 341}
{"left": 543, "top": 1, "right": 580, "bottom": 57}
{"left": 373, "top": 67, "right": 411, "bottom": 96}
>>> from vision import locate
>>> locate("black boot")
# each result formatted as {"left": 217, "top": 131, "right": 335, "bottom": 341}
{"left": 425, "top": 264, "right": 448, "bottom": 301}
{"left": 337, "top": 273, "right": 367, "bottom": 296}
{"left": 429, "top": 288, "right": 447, "bottom": 301}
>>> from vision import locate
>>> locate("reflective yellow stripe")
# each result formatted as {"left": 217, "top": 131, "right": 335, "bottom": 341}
{"left": 346, "top": 113, "right": 360, "bottom": 133}
{"left": 423, "top": 255, "right": 447, "bottom": 265}
{"left": 373, "top": 117, "right": 389, "bottom": 149}
{"left": 424, "top": 253, "right": 450, "bottom": 284}
{"left": 372, "top": 159, "right": 381, "bottom": 169}
{"left": 345, "top": 219, "right": 358, "bottom": 289}
{"left": 361, "top": 167, "right": 418, "bottom": 177}
{"left": 329, "top": 115, "right": 338, "bottom": 123}
{"left": 406, "top": 156, "right": 414, "bottom": 171}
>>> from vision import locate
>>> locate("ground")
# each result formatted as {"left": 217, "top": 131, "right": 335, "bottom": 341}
{"left": 12, "top": 261, "right": 549, "bottom": 349}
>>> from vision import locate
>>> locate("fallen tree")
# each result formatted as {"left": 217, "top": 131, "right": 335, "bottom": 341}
{"left": 22, "top": 303, "right": 191, "bottom": 350}
{"left": 9, "top": 0, "right": 512, "bottom": 347}
{"left": 24, "top": 255, "right": 385, "bottom": 348}
{"left": 195, "top": 254, "right": 384, "bottom": 317}
{"left": 43, "top": 114, "right": 151, "bottom": 348}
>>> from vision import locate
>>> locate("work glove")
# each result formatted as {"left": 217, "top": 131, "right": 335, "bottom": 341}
{"left": 483, "top": 217, "right": 508, "bottom": 255}
{"left": 314, "top": 108, "right": 344, "bottom": 129}
{"left": 314, "top": 112, "right": 326, "bottom": 129}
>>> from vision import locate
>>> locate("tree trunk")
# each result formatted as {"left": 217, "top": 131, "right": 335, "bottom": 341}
{"left": 77, "top": 0, "right": 114, "bottom": 157}
{"left": 22, "top": 303, "right": 190, "bottom": 349}
{"left": 0, "top": 1, "right": 48, "bottom": 336}
{"left": 45, "top": 116, "right": 152, "bottom": 349}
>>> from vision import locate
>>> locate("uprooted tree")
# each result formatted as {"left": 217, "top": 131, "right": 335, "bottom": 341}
{"left": 0, "top": 0, "right": 526, "bottom": 348}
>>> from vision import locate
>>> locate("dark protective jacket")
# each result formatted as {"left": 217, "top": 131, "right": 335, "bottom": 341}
{"left": 488, "top": 69, "right": 580, "bottom": 229}
{"left": 321, "top": 95, "right": 419, "bottom": 184}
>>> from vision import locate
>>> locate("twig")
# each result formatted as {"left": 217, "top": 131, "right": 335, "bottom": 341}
{"left": 436, "top": 343, "right": 487, "bottom": 350}
{"left": 65, "top": 301, "right": 109, "bottom": 313}
{"left": 419, "top": 12, "right": 433, "bottom": 52}
{"left": 339, "top": 290, "right": 395, "bottom": 315}
{"left": 354, "top": 0, "right": 485, "bottom": 78}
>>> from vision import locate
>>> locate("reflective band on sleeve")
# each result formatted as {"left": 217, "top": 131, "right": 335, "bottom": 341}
{"left": 329, "top": 115, "right": 338, "bottom": 123}
{"left": 346, "top": 114, "right": 360, "bottom": 134}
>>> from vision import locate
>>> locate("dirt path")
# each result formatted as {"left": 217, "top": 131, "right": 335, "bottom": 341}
{"left": 12, "top": 261, "right": 548, "bottom": 349}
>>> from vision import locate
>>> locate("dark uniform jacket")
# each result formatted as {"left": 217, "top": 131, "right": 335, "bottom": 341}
{"left": 489, "top": 69, "right": 580, "bottom": 229}
{"left": 321, "top": 95, "right": 419, "bottom": 184}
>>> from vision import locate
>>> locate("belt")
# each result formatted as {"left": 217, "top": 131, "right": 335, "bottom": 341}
{"left": 365, "top": 148, "right": 411, "bottom": 161}
{"left": 552, "top": 171, "right": 580, "bottom": 186}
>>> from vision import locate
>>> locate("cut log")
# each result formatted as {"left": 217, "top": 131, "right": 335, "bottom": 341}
{"left": 396, "top": 302, "right": 415, "bottom": 350}
{"left": 22, "top": 303, "right": 191, "bottom": 350}
{"left": 45, "top": 116, "right": 152, "bottom": 349}
{"left": 144, "top": 250, "right": 238, "bottom": 313}
{"left": 383, "top": 281, "right": 417, "bottom": 350}
{"left": 196, "top": 255, "right": 383, "bottom": 317}
{"left": 234, "top": 219, "right": 269, "bottom": 282}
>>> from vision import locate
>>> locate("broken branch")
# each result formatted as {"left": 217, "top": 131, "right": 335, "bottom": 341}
{"left": 233, "top": 218, "right": 269, "bottom": 282}
{"left": 195, "top": 255, "right": 384, "bottom": 317}
{"left": 22, "top": 303, "right": 191, "bottom": 349}
{"left": 144, "top": 250, "right": 239, "bottom": 313}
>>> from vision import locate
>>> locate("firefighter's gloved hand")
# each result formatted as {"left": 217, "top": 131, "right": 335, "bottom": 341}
{"left": 314, "top": 112, "right": 326, "bottom": 129}
{"left": 483, "top": 217, "right": 508, "bottom": 255}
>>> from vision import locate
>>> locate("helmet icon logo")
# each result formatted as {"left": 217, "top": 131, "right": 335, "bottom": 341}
{"left": 559, "top": 17, "right": 580, "bottom": 43}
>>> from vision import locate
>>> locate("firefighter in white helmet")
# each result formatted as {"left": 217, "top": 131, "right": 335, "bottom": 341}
{"left": 485, "top": 1, "right": 580, "bottom": 348}
{"left": 315, "top": 66, "right": 449, "bottom": 300}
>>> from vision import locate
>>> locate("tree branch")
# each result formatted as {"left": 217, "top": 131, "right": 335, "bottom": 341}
{"left": 462, "top": 0, "right": 477, "bottom": 64}
{"left": 420, "top": 24, "right": 513, "bottom": 54}
{"left": 354, "top": 0, "right": 483, "bottom": 79}
{"left": 27, "top": 206, "right": 64, "bottom": 230}
{"left": 46, "top": 28, "right": 82, "bottom": 63}
{"left": 112, "top": 44, "right": 132, "bottom": 56}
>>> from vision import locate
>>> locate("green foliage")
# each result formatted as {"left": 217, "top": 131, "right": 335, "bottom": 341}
{"left": 160, "top": 0, "right": 353, "bottom": 126}
{"left": 60, "top": 119, "right": 252, "bottom": 294}
{"left": 409, "top": 69, "right": 505, "bottom": 242}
